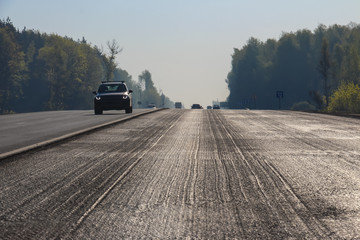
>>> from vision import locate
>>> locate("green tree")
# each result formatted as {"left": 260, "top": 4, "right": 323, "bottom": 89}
{"left": 317, "top": 38, "right": 332, "bottom": 107}
{"left": 15, "top": 28, "right": 47, "bottom": 112}
{"left": 272, "top": 34, "right": 311, "bottom": 109}
{"left": 38, "top": 35, "right": 70, "bottom": 110}
{"left": 138, "top": 70, "right": 162, "bottom": 107}
{"left": 139, "top": 70, "right": 155, "bottom": 90}
{"left": 327, "top": 81, "right": 360, "bottom": 113}
{"left": 105, "top": 39, "right": 122, "bottom": 81}
{"left": 0, "top": 19, "right": 27, "bottom": 113}
{"left": 332, "top": 43, "right": 345, "bottom": 87}
{"left": 309, "top": 90, "right": 324, "bottom": 109}
{"left": 226, "top": 38, "right": 266, "bottom": 109}
{"left": 72, "top": 41, "right": 104, "bottom": 109}
{"left": 226, "top": 23, "right": 360, "bottom": 111}
{"left": 38, "top": 35, "right": 102, "bottom": 110}
{"left": 344, "top": 45, "right": 360, "bottom": 84}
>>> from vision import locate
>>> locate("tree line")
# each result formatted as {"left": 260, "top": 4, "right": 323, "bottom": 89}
{"left": 0, "top": 18, "right": 173, "bottom": 114}
{"left": 226, "top": 23, "right": 360, "bottom": 112}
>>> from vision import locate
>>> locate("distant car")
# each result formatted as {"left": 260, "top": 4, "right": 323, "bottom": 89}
{"left": 213, "top": 104, "right": 220, "bottom": 109}
{"left": 207, "top": 106, "right": 212, "bottom": 109}
{"left": 191, "top": 104, "right": 203, "bottom": 109}
{"left": 175, "top": 102, "right": 182, "bottom": 109}
{"left": 147, "top": 103, "right": 156, "bottom": 108}
{"left": 93, "top": 81, "right": 133, "bottom": 115}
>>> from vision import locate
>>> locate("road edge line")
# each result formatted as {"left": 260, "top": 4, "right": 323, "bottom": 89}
{"left": 0, "top": 108, "right": 166, "bottom": 161}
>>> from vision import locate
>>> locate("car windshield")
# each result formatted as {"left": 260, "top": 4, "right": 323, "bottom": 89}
{"left": 98, "top": 84, "right": 127, "bottom": 93}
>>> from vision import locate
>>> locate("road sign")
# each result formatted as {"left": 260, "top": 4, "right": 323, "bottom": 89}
{"left": 276, "top": 91, "right": 284, "bottom": 98}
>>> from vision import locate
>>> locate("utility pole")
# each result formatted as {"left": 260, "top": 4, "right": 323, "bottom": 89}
{"left": 252, "top": 94, "right": 257, "bottom": 109}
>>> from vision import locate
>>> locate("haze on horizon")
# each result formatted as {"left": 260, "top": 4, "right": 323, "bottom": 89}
{"left": 1, "top": 0, "right": 359, "bottom": 108}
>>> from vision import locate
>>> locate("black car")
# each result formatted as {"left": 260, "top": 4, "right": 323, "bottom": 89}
{"left": 213, "top": 104, "right": 220, "bottom": 109}
{"left": 147, "top": 103, "right": 156, "bottom": 108}
{"left": 93, "top": 81, "right": 133, "bottom": 114}
{"left": 175, "top": 102, "right": 182, "bottom": 109}
{"left": 191, "top": 104, "right": 203, "bottom": 109}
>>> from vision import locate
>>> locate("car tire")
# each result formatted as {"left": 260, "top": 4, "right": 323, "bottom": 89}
{"left": 94, "top": 107, "right": 103, "bottom": 115}
{"left": 125, "top": 106, "right": 132, "bottom": 114}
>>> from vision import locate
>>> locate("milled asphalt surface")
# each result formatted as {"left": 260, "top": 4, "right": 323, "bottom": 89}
{"left": 0, "top": 109, "right": 359, "bottom": 239}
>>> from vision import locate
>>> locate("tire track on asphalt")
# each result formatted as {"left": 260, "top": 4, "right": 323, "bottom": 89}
{"left": 1, "top": 146, "right": 130, "bottom": 218}
{"left": 225, "top": 110, "right": 360, "bottom": 238}
{"left": 121, "top": 110, "right": 196, "bottom": 238}
{"left": 205, "top": 111, "right": 237, "bottom": 203}
{"left": 70, "top": 110, "right": 183, "bottom": 232}
{"left": 65, "top": 110, "right": 355, "bottom": 239}
{"left": 288, "top": 111, "right": 360, "bottom": 171}
{"left": 210, "top": 110, "right": 334, "bottom": 239}
{"left": 244, "top": 110, "right": 360, "bottom": 171}
{"left": 0, "top": 111, "right": 173, "bottom": 214}
{"left": 72, "top": 110, "right": 247, "bottom": 239}
{"left": 205, "top": 111, "right": 248, "bottom": 234}
{"left": 208, "top": 111, "right": 280, "bottom": 238}
{"left": 203, "top": 114, "right": 251, "bottom": 237}
{"left": 0, "top": 110, "right": 183, "bottom": 239}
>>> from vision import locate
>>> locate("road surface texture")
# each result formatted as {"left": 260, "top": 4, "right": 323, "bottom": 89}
{"left": 0, "top": 109, "right": 155, "bottom": 154}
{"left": 0, "top": 109, "right": 359, "bottom": 239}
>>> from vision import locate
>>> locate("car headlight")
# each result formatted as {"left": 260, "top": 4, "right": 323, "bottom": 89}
{"left": 95, "top": 96, "right": 101, "bottom": 100}
{"left": 123, "top": 95, "right": 128, "bottom": 99}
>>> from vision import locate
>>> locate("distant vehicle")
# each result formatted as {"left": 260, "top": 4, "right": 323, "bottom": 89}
{"left": 175, "top": 102, "right": 182, "bottom": 109}
{"left": 147, "top": 103, "right": 156, "bottom": 108}
{"left": 93, "top": 81, "right": 133, "bottom": 115}
{"left": 207, "top": 106, "right": 212, "bottom": 109}
{"left": 213, "top": 104, "right": 220, "bottom": 109}
{"left": 191, "top": 104, "right": 203, "bottom": 109}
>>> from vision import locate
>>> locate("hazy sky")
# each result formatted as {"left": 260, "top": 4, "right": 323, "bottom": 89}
{"left": 1, "top": 0, "right": 360, "bottom": 108}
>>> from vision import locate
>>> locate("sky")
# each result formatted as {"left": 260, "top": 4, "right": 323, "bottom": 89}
{"left": 1, "top": 0, "right": 360, "bottom": 108}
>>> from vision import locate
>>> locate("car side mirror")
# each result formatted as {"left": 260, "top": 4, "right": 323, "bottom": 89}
{"left": 129, "top": 90, "right": 133, "bottom": 93}
{"left": 92, "top": 91, "right": 97, "bottom": 95}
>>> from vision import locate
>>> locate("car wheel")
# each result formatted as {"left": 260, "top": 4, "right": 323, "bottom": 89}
{"left": 94, "top": 107, "right": 103, "bottom": 115}
{"left": 125, "top": 106, "right": 132, "bottom": 114}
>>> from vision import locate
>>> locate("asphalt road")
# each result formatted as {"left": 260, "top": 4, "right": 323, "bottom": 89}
{"left": 0, "top": 109, "right": 359, "bottom": 239}
{"left": 0, "top": 109, "right": 155, "bottom": 154}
